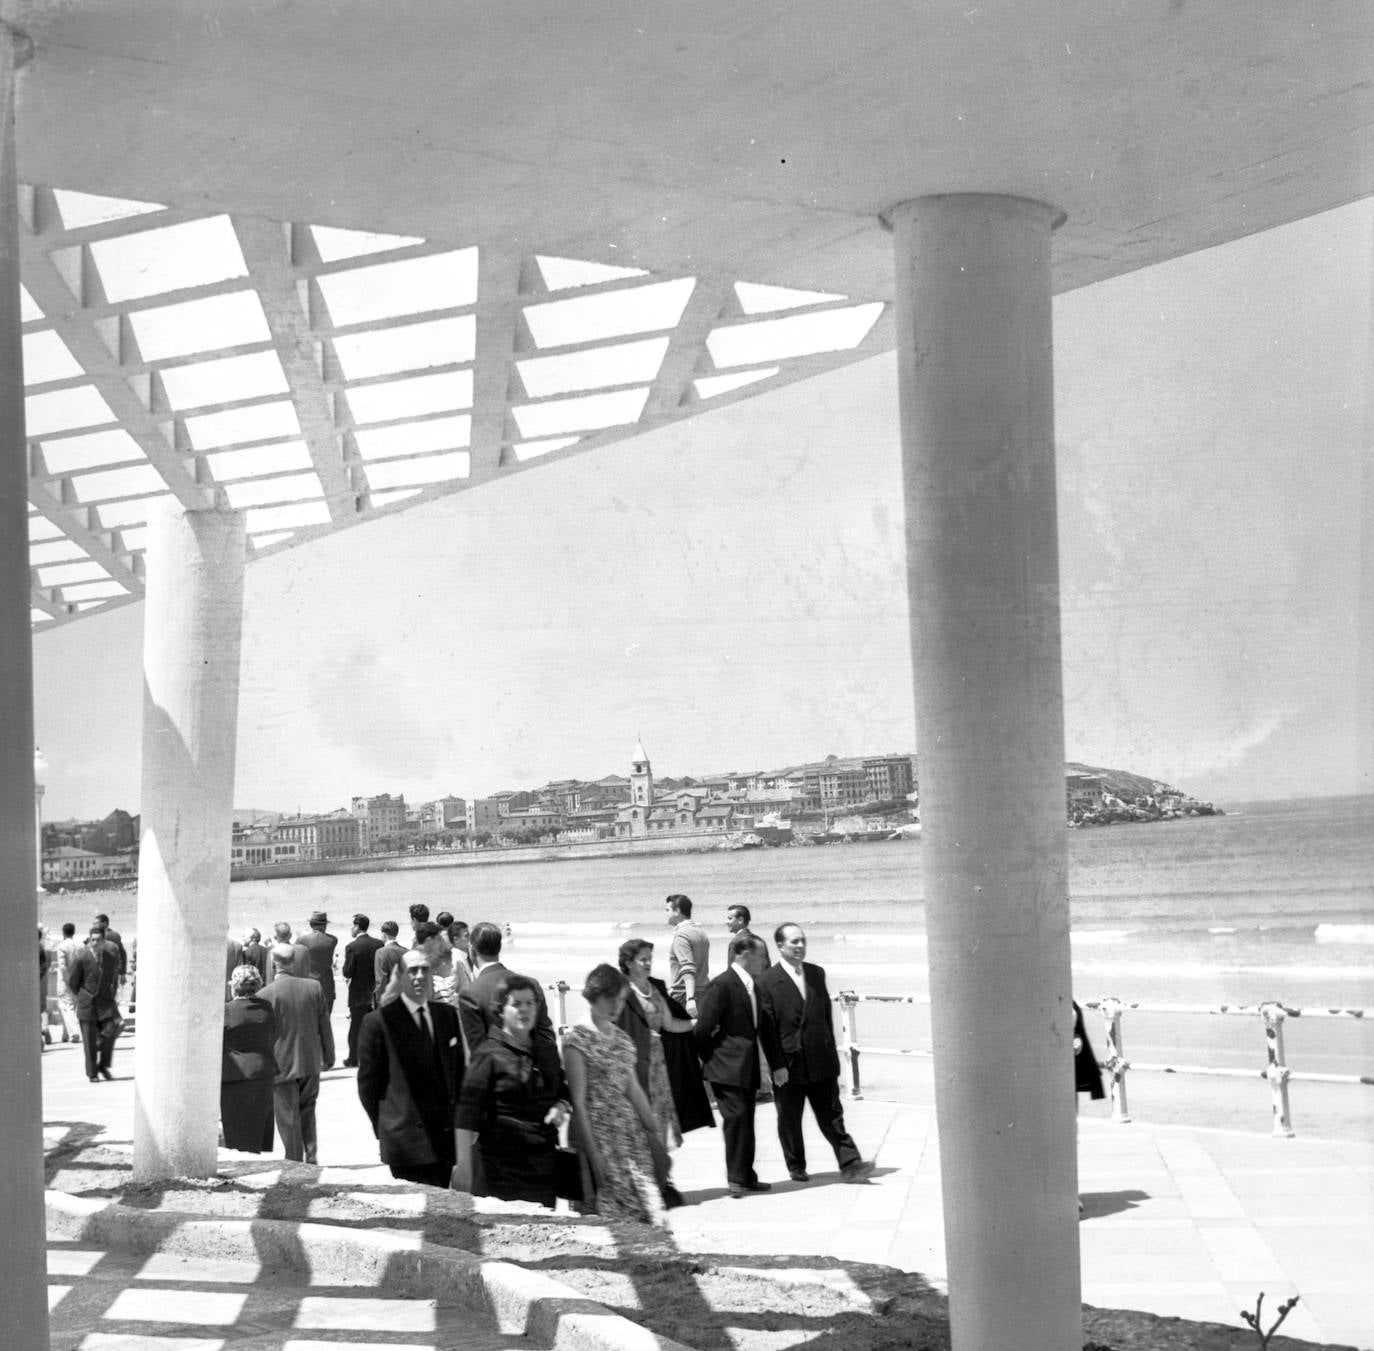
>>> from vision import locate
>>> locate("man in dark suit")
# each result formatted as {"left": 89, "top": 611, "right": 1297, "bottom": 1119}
{"left": 341, "top": 912, "right": 384, "bottom": 1067}
{"left": 373, "top": 920, "right": 406, "bottom": 1006}
{"left": 297, "top": 910, "right": 339, "bottom": 1012}
{"left": 259, "top": 944, "right": 335, "bottom": 1162}
{"left": 67, "top": 922, "right": 121, "bottom": 1082}
{"left": 357, "top": 949, "right": 465, "bottom": 1187}
{"left": 758, "top": 923, "right": 872, "bottom": 1184}
{"left": 240, "top": 928, "right": 269, "bottom": 982}
{"left": 694, "top": 933, "right": 771, "bottom": 1197}
{"left": 457, "top": 920, "right": 554, "bottom": 1056}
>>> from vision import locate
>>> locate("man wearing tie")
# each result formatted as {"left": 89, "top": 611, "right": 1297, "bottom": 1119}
{"left": 357, "top": 949, "right": 465, "bottom": 1188}
{"left": 694, "top": 933, "right": 771, "bottom": 1197}
{"left": 757, "top": 923, "right": 873, "bottom": 1183}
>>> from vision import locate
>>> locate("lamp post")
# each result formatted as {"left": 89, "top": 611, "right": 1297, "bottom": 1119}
{"left": 33, "top": 745, "right": 47, "bottom": 893}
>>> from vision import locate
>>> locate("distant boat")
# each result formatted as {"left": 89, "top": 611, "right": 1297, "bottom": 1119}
{"left": 887, "top": 822, "right": 923, "bottom": 840}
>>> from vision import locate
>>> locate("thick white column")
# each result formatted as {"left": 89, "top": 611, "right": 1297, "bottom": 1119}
{"left": 133, "top": 503, "right": 245, "bottom": 1180}
{"left": 887, "top": 194, "right": 1080, "bottom": 1351}
{"left": 0, "top": 23, "right": 49, "bottom": 1351}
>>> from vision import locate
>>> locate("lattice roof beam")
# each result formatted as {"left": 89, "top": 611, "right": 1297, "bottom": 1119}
{"left": 232, "top": 217, "right": 352, "bottom": 522}
{"left": 468, "top": 245, "right": 522, "bottom": 485}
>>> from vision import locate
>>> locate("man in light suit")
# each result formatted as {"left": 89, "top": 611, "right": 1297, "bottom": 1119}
{"left": 694, "top": 932, "right": 771, "bottom": 1197}
{"left": 758, "top": 923, "right": 872, "bottom": 1184}
{"left": 457, "top": 921, "right": 554, "bottom": 1056}
{"left": 357, "top": 949, "right": 465, "bottom": 1187}
{"left": 259, "top": 943, "right": 335, "bottom": 1162}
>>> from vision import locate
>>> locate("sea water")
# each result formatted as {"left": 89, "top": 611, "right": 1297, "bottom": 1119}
{"left": 47, "top": 794, "right": 1372, "bottom": 1137}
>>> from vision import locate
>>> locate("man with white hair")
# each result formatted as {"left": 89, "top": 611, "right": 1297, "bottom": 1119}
{"left": 260, "top": 943, "right": 334, "bottom": 1162}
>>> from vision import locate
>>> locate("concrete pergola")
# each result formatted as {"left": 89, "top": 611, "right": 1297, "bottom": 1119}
{"left": 3, "top": 6, "right": 1369, "bottom": 1349}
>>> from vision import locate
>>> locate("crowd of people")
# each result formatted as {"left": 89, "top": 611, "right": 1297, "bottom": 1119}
{"left": 214, "top": 895, "right": 876, "bottom": 1222}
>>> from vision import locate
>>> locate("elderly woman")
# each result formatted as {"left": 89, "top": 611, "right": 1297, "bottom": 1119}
{"left": 221, "top": 964, "right": 276, "bottom": 1153}
{"left": 454, "top": 973, "right": 570, "bottom": 1206}
{"left": 565, "top": 963, "right": 667, "bottom": 1223}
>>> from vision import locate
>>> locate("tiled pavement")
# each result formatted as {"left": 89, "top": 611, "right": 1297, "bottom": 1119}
{"left": 42, "top": 1029, "right": 1374, "bottom": 1350}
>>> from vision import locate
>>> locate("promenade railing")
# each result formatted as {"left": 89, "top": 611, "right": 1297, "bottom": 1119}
{"left": 830, "top": 991, "right": 1372, "bottom": 1139}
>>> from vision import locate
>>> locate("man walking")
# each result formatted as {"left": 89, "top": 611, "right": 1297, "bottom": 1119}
{"left": 298, "top": 910, "right": 339, "bottom": 1012}
{"left": 357, "top": 949, "right": 465, "bottom": 1187}
{"left": 260, "top": 943, "right": 335, "bottom": 1162}
{"left": 694, "top": 933, "right": 770, "bottom": 1197}
{"left": 341, "top": 913, "right": 384, "bottom": 1067}
{"left": 665, "top": 893, "right": 709, "bottom": 1017}
{"left": 67, "top": 922, "right": 121, "bottom": 1082}
{"left": 54, "top": 922, "right": 83, "bottom": 1044}
{"left": 457, "top": 920, "right": 554, "bottom": 1054}
{"left": 758, "top": 922, "right": 872, "bottom": 1183}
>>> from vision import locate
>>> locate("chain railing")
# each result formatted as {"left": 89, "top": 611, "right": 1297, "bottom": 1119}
{"left": 833, "top": 991, "right": 1373, "bottom": 1138}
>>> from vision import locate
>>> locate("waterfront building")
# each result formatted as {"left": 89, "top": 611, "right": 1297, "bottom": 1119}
{"left": 864, "top": 754, "right": 915, "bottom": 800}
{"left": 1066, "top": 773, "right": 1105, "bottom": 811}
{"left": 350, "top": 792, "right": 407, "bottom": 849}
{"left": 275, "top": 811, "right": 362, "bottom": 860}
{"left": 41, "top": 845, "right": 136, "bottom": 884}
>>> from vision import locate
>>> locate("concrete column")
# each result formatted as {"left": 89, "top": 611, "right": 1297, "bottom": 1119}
{"left": 886, "top": 194, "right": 1080, "bottom": 1351}
{"left": 0, "top": 23, "right": 49, "bottom": 1351}
{"left": 133, "top": 503, "right": 245, "bottom": 1180}
{"left": 35, "top": 747, "right": 47, "bottom": 889}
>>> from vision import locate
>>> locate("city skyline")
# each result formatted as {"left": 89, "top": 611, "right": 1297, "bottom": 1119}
{"left": 31, "top": 199, "right": 1370, "bottom": 820}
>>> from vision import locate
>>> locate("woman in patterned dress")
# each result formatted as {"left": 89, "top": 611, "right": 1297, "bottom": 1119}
{"left": 565, "top": 963, "right": 667, "bottom": 1223}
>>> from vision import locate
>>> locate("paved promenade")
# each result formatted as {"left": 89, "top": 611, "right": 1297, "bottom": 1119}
{"left": 41, "top": 1032, "right": 1373, "bottom": 1350}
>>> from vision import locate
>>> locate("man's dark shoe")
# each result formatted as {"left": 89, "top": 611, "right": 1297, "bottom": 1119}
{"left": 662, "top": 1184, "right": 686, "bottom": 1209}
{"left": 98, "top": 1068, "right": 114, "bottom": 1081}
{"left": 728, "top": 1180, "right": 772, "bottom": 1197}
{"left": 88, "top": 1076, "right": 100, "bottom": 1083}
{"left": 841, "top": 1160, "right": 875, "bottom": 1183}
{"left": 788, "top": 1169, "right": 810, "bottom": 1183}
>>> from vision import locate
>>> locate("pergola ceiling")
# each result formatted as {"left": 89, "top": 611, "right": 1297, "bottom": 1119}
{"left": 11, "top": 0, "right": 1373, "bottom": 629}
{"left": 22, "top": 188, "right": 888, "bottom": 627}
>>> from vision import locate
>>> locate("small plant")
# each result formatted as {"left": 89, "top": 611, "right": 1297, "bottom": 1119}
{"left": 1240, "top": 1293, "right": 1299, "bottom": 1350}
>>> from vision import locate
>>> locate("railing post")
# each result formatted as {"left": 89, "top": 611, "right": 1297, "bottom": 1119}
{"left": 1260, "top": 1001, "right": 1294, "bottom": 1138}
{"left": 839, "top": 990, "right": 863, "bottom": 1099}
{"left": 554, "top": 980, "right": 570, "bottom": 1030}
{"left": 1099, "top": 998, "right": 1131, "bottom": 1123}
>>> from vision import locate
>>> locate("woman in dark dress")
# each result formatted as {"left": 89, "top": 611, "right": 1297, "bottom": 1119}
{"left": 454, "top": 973, "right": 571, "bottom": 1207}
{"left": 221, "top": 964, "right": 276, "bottom": 1153}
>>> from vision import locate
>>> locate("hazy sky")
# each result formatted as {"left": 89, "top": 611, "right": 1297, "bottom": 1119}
{"left": 33, "top": 200, "right": 1370, "bottom": 820}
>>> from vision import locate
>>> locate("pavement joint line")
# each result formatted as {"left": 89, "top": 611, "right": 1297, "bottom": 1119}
{"left": 46, "top": 1190, "right": 696, "bottom": 1351}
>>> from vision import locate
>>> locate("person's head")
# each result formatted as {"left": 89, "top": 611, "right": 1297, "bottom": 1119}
{"left": 94, "top": 912, "right": 110, "bottom": 927}
{"left": 270, "top": 942, "right": 296, "bottom": 970}
{"left": 617, "top": 938, "right": 654, "bottom": 980}
{"left": 380, "top": 919, "right": 399, "bottom": 941}
{"left": 726, "top": 903, "right": 751, "bottom": 934}
{"left": 435, "top": 911, "right": 453, "bottom": 930}
{"left": 273, "top": 921, "right": 292, "bottom": 943}
{"left": 493, "top": 973, "right": 542, "bottom": 1038}
{"left": 309, "top": 909, "right": 329, "bottom": 931}
{"left": 582, "top": 962, "right": 629, "bottom": 1017}
{"left": 412, "top": 920, "right": 441, "bottom": 949}
{"left": 408, "top": 902, "right": 430, "bottom": 925}
{"left": 352, "top": 913, "right": 370, "bottom": 936}
{"left": 61, "top": 922, "right": 75, "bottom": 939}
{"left": 230, "top": 964, "right": 263, "bottom": 998}
{"left": 449, "top": 920, "right": 470, "bottom": 952}
{"left": 87, "top": 922, "right": 107, "bottom": 946}
{"left": 470, "top": 921, "right": 503, "bottom": 961}
{"left": 665, "top": 893, "right": 692, "bottom": 923}
{"left": 245, "top": 927, "right": 261, "bottom": 945}
{"left": 774, "top": 923, "right": 806, "bottom": 966}
{"left": 399, "top": 948, "right": 434, "bottom": 1004}
{"left": 729, "top": 933, "right": 768, "bottom": 978}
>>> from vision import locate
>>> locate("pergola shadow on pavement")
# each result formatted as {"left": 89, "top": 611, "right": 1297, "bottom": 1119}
{"left": 7, "top": 7, "right": 1373, "bottom": 1350}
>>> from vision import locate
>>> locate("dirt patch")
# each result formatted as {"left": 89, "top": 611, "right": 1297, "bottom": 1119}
{"left": 45, "top": 1144, "right": 1350, "bottom": 1351}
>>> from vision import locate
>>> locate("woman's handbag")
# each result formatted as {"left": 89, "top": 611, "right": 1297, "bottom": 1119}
{"left": 553, "top": 1146, "right": 584, "bottom": 1202}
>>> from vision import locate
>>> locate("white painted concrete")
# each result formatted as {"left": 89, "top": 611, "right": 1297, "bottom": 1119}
{"left": 132, "top": 504, "right": 246, "bottom": 1181}
{"left": 890, "top": 195, "right": 1079, "bottom": 1351}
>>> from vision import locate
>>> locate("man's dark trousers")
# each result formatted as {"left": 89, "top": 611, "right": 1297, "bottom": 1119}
{"left": 711, "top": 1082, "right": 760, "bottom": 1187}
{"left": 774, "top": 1077, "right": 860, "bottom": 1175}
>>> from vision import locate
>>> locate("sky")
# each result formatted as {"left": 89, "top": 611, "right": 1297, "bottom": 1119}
{"left": 31, "top": 199, "right": 1371, "bottom": 821}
